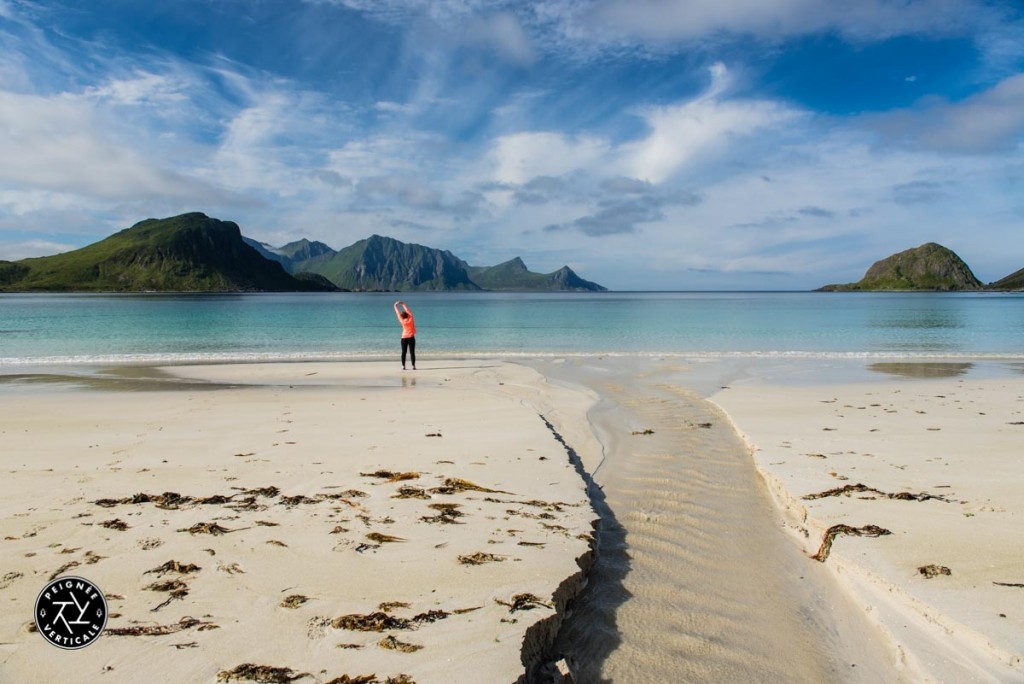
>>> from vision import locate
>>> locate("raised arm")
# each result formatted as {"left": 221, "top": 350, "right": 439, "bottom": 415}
{"left": 394, "top": 300, "right": 411, "bottom": 319}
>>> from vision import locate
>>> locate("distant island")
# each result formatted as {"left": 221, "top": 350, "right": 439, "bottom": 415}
{"left": 818, "top": 242, "right": 1022, "bottom": 292}
{"left": 0, "top": 213, "right": 607, "bottom": 293}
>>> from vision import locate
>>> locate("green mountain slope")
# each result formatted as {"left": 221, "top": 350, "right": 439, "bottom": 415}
{"left": 299, "top": 235, "right": 481, "bottom": 291}
{"left": 987, "top": 267, "right": 1024, "bottom": 291}
{"left": 818, "top": 243, "right": 982, "bottom": 291}
{"left": 1, "top": 213, "right": 335, "bottom": 292}
{"left": 468, "top": 257, "right": 607, "bottom": 291}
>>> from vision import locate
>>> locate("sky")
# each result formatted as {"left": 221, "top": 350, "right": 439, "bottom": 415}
{"left": 1, "top": 0, "right": 1022, "bottom": 290}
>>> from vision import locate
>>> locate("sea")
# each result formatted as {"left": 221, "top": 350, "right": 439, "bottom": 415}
{"left": 1, "top": 291, "right": 1022, "bottom": 366}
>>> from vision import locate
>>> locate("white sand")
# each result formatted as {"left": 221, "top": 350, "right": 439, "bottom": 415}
{"left": 0, "top": 361, "right": 599, "bottom": 684}
{"left": 712, "top": 367, "right": 1024, "bottom": 682}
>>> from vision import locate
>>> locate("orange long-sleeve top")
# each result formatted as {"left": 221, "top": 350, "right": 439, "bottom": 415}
{"left": 399, "top": 313, "right": 416, "bottom": 338}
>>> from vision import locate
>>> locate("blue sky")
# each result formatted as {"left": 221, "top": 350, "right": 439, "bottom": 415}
{"left": 1, "top": 0, "right": 1022, "bottom": 290}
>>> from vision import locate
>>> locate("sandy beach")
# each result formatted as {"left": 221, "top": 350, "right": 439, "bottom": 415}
{"left": 0, "top": 361, "right": 599, "bottom": 684}
{"left": 712, "top": 361, "right": 1024, "bottom": 682}
{"left": 2, "top": 357, "right": 1023, "bottom": 683}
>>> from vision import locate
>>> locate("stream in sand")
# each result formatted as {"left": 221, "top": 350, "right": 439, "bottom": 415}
{"left": 538, "top": 360, "right": 903, "bottom": 683}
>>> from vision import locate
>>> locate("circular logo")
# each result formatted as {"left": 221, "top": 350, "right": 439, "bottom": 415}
{"left": 34, "top": 576, "right": 108, "bottom": 650}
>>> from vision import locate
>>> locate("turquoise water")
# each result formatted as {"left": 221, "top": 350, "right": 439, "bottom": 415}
{"left": 1, "top": 292, "right": 1022, "bottom": 365}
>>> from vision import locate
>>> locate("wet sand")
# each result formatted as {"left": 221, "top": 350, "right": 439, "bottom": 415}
{"left": 533, "top": 359, "right": 902, "bottom": 683}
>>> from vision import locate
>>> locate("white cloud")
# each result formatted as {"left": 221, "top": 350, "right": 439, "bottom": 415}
{"left": 0, "top": 90, "right": 216, "bottom": 200}
{"left": 871, "top": 73, "right": 1024, "bottom": 153}
{"left": 489, "top": 131, "right": 611, "bottom": 184}
{"left": 0, "top": 239, "right": 77, "bottom": 260}
{"left": 579, "top": 0, "right": 1000, "bottom": 46}
{"left": 487, "top": 64, "right": 801, "bottom": 187}
{"left": 466, "top": 12, "right": 536, "bottom": 65}
{"left": 83, "top": 71, "right": 189, "bottom": 106}
{"left": 622, "top": 69, "right": 800, "bottom": 182}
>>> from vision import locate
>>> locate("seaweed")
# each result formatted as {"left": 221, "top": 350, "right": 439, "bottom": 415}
{"left": 378, "top": 601, "right": 411, "bottom": 612}
{"left": 99, "top": 518, "right": 129, "bottom": 530}
{"left": 360, "top": 470, "right": 421, "bottom": 483}
{"left": 233, "top": 486, "right": 281, "bottom": 498}
{"left": 106, "top": 616, "right": 218, "bottom": 636}
{"left": 451, "top": 606, "right": 482, "bottom": 615}
{"left": 392, "top": 486, "right": 430, "bottom": 500}
{"left": 811, "top": 524, "right": 892, "bottom": 562}
{"left": 145, "top": 579, "right": 189, "bottom": 593}
{"left": 377, "top": 635, "right": 422, "bottom": 653}
{"left": 281, "top": 595, "right": 310, "bottom": 609}
{"left": 428, "top": 478, "right": 512, "bottom": 495}
{"left": 332, "top": 612, "right": 413, "bottom": 632}
{"left": 419, "top": 504, "right": 464, "bottom": 525}
{"left": 84, "top": 550, "right": 105, "bottom": 564}
{"left": 411, "top": 610, "right": 449, "bottom": 624}
{"left": 145, "top": 578, "right": 189, "bottom": 611}
{"left": 803, "top": 483, "right": 950, "bottom": 502}
{"left": 181, "top": 522, "right": 234, "bottom": 535}
{"left": 216, "top": 664, "right": 309, "bottom": 682}
{"left": 324, "top": 676, "right": 376, "bottom": 684}
{"left": 495, "top": 593, "right": 551, "bottom": 613}
{"left": 321, "top": 489, "right": 368, "bottom": 499}
{"left": 365, "top": 532, "right": 404, "bottom": 544}
{"left": 279, "top": 495, "right": 320, "bottom": 508}
{"left": 145, "top": 560, "right": 201, "bottom": 575}
{"left": 918, "top": 564, "right": 951, "bottom": 578}
{"left": 195, "top": 494, "right": 233, "bottom": 505}
{"left": 457, "top": 552, "right": 505, "bottom": 565}
{"left": 48, "top": 561, "right": 80, "bottom": 581}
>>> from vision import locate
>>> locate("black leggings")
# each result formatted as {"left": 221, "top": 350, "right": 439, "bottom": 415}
{"left": 401, "top": 336, "right": 416, "bottom": 368}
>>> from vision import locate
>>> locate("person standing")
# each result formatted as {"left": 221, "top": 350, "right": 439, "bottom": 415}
{"left": 394, "top": 300, "right": 416, "bottom": 370}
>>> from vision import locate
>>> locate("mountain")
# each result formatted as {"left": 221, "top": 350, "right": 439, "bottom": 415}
{"left": 243, "top": 237, "right": 337, "bottom": 274}
{"left": 0, "top": 213, "right": 337, "bottom": 292}
{"left": 298, "top": 235, "right": 480, "bottom": 291}
{"left": 291, "top": 237, "right": 607, "bottom": 291}
{"left": 987, "top": 267, "right": 1024, "bottom": 291}
{"left": 818, "top": 243, "right": 983, "bottom": 292}
{"left": 468, "top": 257, "right": 607, "bottom": 292}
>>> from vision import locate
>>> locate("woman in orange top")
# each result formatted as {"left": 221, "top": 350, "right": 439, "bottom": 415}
{"left": 393, "top": 300, "right": 416, "bottom": 370}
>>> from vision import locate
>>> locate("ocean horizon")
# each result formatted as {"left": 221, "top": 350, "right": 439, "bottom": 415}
{"left": 2, "top": 291, "right": 1022, "bottom": 366}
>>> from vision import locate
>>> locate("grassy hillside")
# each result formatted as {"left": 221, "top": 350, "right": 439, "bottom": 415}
{"left": 819, "top": 243, "right": 982, "bottom": 291}
{"left": 1, "top": 213, "right": 334, "bottom": 292}
{"left": 987, "top": 267, "right": 1024, "bottom": 291}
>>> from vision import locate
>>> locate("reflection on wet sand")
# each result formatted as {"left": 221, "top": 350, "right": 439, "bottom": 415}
{"left": 0, "top": 367, "right": 238, "bottom": 392}
{"left": 868, "top": 362, "right": 974, "bottom": 379}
